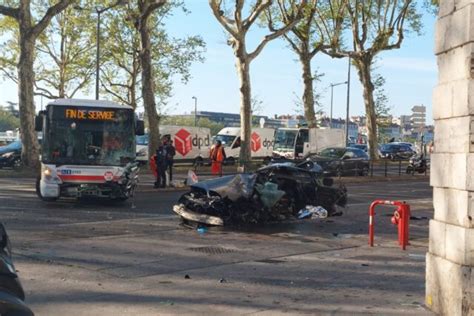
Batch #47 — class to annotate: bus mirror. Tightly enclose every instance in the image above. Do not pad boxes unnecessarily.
[136,120,145,136]
[35,115,43,132]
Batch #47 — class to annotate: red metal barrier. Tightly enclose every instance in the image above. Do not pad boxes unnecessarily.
[369,200,411,250]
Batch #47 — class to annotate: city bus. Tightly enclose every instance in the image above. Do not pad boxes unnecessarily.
[35,99,144,201]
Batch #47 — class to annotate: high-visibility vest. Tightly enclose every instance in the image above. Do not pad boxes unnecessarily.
[211,145,224,162]
[216,146,224,162]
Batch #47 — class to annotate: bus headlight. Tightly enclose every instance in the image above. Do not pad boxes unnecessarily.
[43,167,52,179]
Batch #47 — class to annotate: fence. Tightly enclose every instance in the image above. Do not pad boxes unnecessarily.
[187,157,429,178]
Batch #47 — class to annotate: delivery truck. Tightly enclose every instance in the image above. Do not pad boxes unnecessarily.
[214,127,275,163]
[136,126,211,165]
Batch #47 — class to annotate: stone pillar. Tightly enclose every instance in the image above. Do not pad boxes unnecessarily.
[426,1,474,315]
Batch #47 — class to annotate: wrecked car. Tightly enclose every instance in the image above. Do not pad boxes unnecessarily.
[173,161,347,226]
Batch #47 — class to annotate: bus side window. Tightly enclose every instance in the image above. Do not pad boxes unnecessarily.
[232,137,241,149]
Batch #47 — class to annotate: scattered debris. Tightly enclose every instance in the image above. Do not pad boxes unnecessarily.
[173,162,347,226]
[297,205,328,219]
[197,227,208,234]
[170,180,186,188]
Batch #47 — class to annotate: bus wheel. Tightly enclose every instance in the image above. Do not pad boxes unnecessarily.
[35,177,58,202]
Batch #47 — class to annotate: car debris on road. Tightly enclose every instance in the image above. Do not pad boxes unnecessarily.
[173,161,347,226]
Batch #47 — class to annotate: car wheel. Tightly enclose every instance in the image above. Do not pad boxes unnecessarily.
[35,177,58,202]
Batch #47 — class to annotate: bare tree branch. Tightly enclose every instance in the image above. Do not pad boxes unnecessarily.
[209,0,239,38]
[248,2,305,62]
[32,0,74,38]
[244,0,270,31]
[141,0,167,21]
[0,5,19,19]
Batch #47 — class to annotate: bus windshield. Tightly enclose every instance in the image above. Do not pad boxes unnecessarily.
[42,106,135,166]
[273,130,297,151]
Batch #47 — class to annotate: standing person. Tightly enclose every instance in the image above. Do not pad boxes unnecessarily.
[154,137,168,188]
[210,140,226,177]
[165,138,176,183]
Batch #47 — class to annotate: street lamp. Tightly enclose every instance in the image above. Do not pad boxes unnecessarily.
[192,96,197,127]
[329,81,347,128]
[344,56,352,146]
[75,1,127,100]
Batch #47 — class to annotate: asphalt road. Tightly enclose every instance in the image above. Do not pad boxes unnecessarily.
[0,176,433,315]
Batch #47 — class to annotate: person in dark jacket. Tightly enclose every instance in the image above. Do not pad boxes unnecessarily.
[154,137,168,188]
[165,138,176,183]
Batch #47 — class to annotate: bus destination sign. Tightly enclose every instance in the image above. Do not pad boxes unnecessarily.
[65,108,115,121]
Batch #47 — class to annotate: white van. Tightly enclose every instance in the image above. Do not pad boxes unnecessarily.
[214,127,275,163]
[136,126,211,164]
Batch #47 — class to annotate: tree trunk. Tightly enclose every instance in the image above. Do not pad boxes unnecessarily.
[18,30,40,168]
[299,52,317,128]
[235,54,252,169]
[355,57,378,160]
[139,15,160,160]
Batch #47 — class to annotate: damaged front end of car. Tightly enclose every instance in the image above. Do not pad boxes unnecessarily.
[173,163,347,227]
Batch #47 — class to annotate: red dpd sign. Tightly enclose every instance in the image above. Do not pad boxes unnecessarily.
[175,128,192,156]
[251,132,261,152]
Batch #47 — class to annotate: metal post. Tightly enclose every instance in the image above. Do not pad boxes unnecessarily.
[192,96,197,127]
[330,85,334,128]
[329,81,347,129]
[345,57,351,146]
[95,9,101,100]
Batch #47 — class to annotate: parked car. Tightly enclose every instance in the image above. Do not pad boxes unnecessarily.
[0,140,21,169]
[379,143,415,160]
[0,140,21,155]
[305,147,370,176]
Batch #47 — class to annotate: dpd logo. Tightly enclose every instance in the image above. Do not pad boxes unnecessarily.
[251,132,261,152]
[175,129,192,156]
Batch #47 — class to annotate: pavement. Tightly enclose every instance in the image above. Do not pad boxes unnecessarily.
[0,175,433,315]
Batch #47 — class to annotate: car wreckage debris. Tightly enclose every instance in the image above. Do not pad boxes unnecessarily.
[173,163,347,226]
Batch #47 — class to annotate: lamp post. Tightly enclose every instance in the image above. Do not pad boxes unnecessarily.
[192,96,197,126]
[344,57,351,146]
[329,81,348,128]
[76,1,127,100]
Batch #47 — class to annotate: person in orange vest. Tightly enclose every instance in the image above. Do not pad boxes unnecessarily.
[210,140,226,177]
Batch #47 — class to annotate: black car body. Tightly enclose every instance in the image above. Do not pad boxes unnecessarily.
[379,143,415,160]
[0,223,34,316]
[306,147,370,176]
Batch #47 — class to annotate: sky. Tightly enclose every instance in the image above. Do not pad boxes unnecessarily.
[0,2,437,124]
